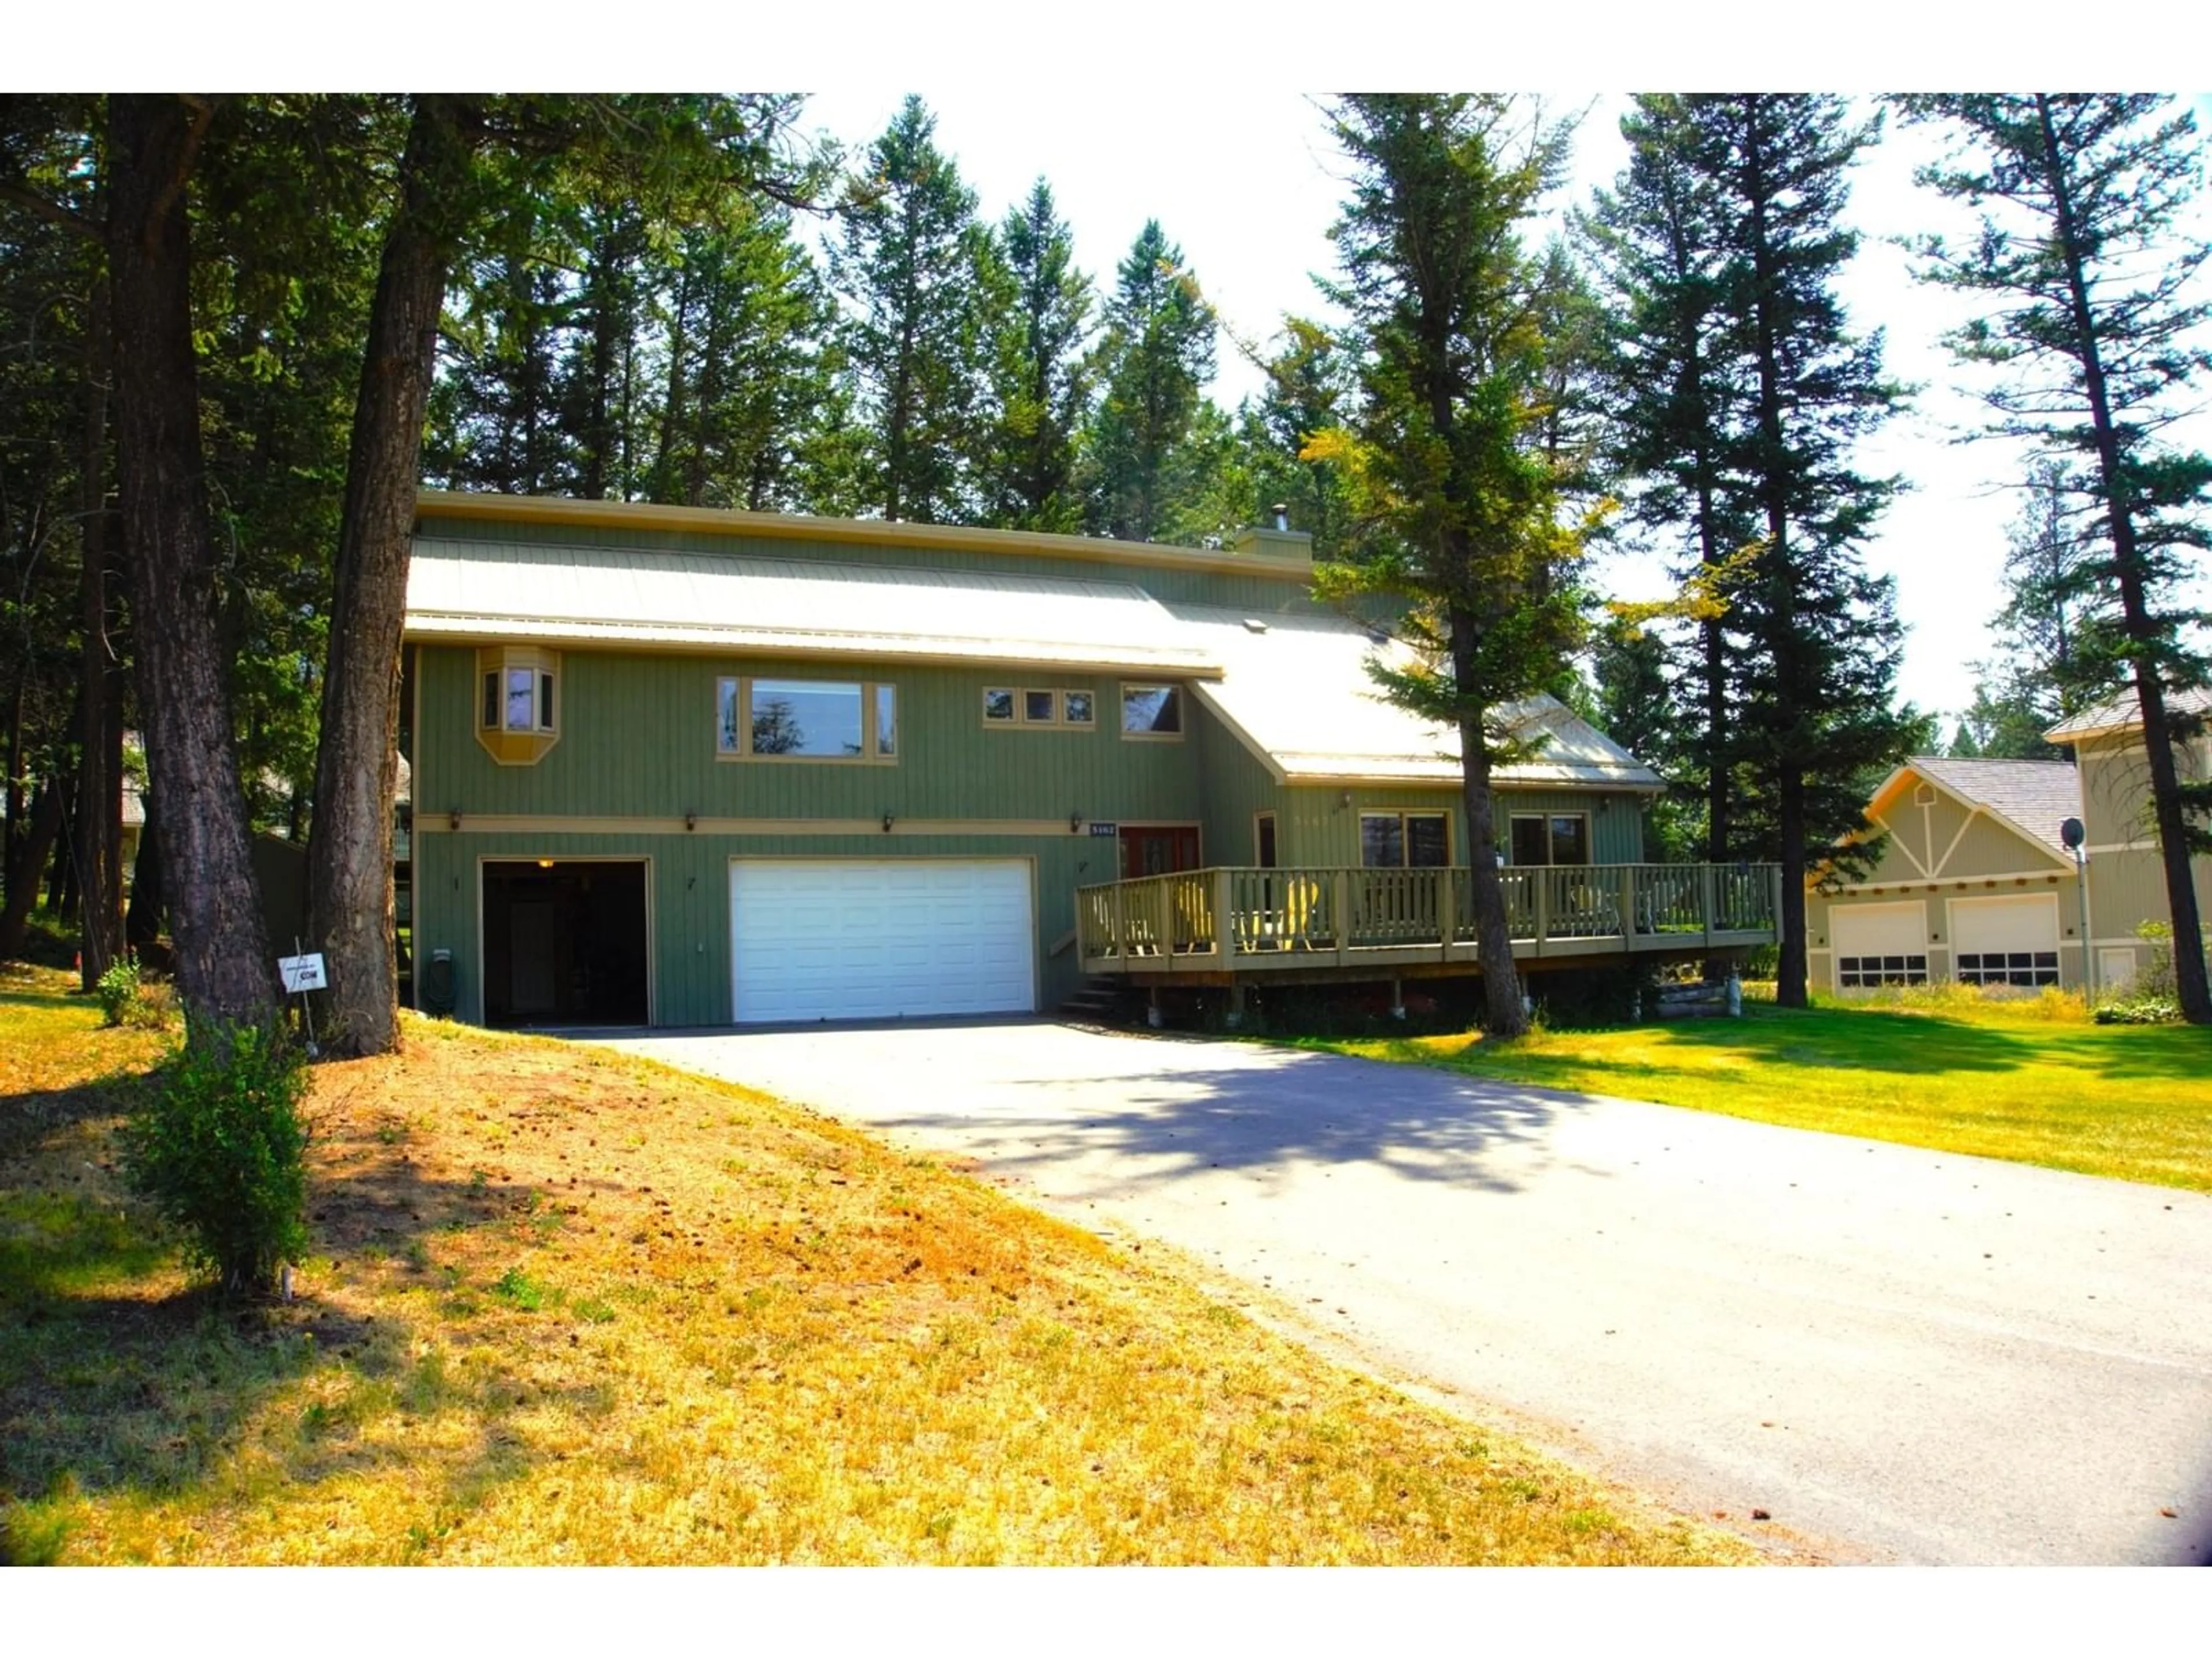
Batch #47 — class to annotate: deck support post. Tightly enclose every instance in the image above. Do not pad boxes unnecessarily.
[1226,979,1246,1029]
[1331,869,1350,965]
[1436,868,1455,961]
[1146,984,1162,1029]
[1390,976,1405,1021]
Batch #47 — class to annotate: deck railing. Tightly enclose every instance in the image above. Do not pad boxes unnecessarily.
[1075,862,1782,974]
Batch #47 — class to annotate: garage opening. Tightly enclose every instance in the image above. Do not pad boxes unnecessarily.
[482,859,649,1027]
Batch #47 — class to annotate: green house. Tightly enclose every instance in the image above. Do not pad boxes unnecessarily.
[402,491,1778,1028]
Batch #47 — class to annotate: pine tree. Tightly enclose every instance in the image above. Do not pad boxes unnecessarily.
[646,204,838,512]
[976,180,1094,531]
[830,96,990,524]
[1897,94,2211,1020]
[1580,94,1756,867]
[1250,317,1357,560]
[1681,94,1914,1008]
[1317,94,1594,1037]
[1086,220,1215,541]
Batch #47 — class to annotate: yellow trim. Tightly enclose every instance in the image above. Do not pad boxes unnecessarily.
[473,646,561,767]
[982,685,1099,730]
[714,674,898,765]
[416,488,1312,582]
[426,813,1092,839]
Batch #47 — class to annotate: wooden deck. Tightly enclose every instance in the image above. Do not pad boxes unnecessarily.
[1075,863,1782,984]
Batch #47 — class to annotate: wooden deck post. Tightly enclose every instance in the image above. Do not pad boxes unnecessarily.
[1111,883,1126,961]
[1436,867,1455,961]
[1331,869,1350,965]
[1534,872,1550,956]
[1700,864,1716,950]
[1620,863,1637,945]
[1215,867,1236,968]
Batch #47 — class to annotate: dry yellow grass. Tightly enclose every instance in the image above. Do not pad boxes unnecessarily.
[1,965,1755,1565]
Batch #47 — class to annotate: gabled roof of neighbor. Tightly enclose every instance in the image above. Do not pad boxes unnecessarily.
[1869,756,2081,861]
[2044,684,2212,745]
[1173,604,1662,790]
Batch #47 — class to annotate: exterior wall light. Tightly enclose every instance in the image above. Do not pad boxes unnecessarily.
[684,810,698,832]
[882,812,894,834]
[448,809,461,831]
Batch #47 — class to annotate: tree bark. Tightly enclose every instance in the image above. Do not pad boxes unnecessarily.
[308,94,478,1057]
[2035,96,2211,1023]
[1452,604,1528,1037]
[77,273,124,990]
[105,93,279,1031]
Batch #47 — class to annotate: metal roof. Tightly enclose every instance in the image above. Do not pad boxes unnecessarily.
[1172,604,1663,789]
[404,536,1221,676]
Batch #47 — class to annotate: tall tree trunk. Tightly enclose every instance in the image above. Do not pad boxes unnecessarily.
[105,93,278,1031]
[78,273,123,990]
[308,94,477,1058]
[1452,603,1528,1036]
[1740,98,1811,1009]
[2035,96,2211,1024]
[0,785,63,963]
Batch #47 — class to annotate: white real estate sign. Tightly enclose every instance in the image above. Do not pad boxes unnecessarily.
[278,952,327,994]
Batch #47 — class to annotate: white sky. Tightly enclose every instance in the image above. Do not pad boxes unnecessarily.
[45,5,2212,724]
[800,86,2212,722]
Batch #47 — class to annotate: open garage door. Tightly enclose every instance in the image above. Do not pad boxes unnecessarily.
[482,859,649,1027]
[729,859,1035,1024]
[1951,893,2060,987]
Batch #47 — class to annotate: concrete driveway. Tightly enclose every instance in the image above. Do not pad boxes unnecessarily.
[598,1020,2212,1565]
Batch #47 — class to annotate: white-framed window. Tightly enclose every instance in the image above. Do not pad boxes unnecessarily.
[1508,812,1588,866]
[1361,810,1450,868]
[983,687,1097,729]
[718,676,896,762]
[1120,683,1183,739]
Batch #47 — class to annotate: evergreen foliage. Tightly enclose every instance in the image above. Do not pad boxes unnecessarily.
[975,180,1094,531]
[1316,94,1597,1037]
[1897,94,2212,1021]
[830,96,991,523]
[1086,220,1217,541]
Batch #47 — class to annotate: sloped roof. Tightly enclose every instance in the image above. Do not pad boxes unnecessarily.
[2045,684,2212,744]
[1884,756,2082,859]
[1173,604,1662,789]
[404,536,1220,676]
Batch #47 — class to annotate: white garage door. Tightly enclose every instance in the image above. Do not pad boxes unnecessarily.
[1950,893,2060,987]
[1831,900,1927,990]
[730,859,1035,1024]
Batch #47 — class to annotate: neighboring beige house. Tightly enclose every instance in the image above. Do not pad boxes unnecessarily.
[1807,757,2086,993]
[2046,685,2212,993]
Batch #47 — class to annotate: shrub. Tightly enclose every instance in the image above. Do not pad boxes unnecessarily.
[94,954,142,1025]
[119,1022,310,1297]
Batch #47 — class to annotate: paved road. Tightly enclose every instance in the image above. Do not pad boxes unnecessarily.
[599,1020,2212,1565]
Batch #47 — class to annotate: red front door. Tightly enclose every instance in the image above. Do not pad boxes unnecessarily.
[1119,825,1200,880]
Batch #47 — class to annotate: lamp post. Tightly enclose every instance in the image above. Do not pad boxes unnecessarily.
[2061,816,2092,998]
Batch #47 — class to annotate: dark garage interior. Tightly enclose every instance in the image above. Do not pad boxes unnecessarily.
[481,859,649,1028]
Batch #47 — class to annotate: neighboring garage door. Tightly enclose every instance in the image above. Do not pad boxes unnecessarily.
[1950,893,2061,987]
[1831,899,1928,990]
[730,859,1035,1024]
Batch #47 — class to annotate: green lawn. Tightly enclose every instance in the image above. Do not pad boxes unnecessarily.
[1306,988,2212,1194]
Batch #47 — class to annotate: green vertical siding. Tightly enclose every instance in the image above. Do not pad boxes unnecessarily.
[415,828,1109,1027]
[417,646,1209,824]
